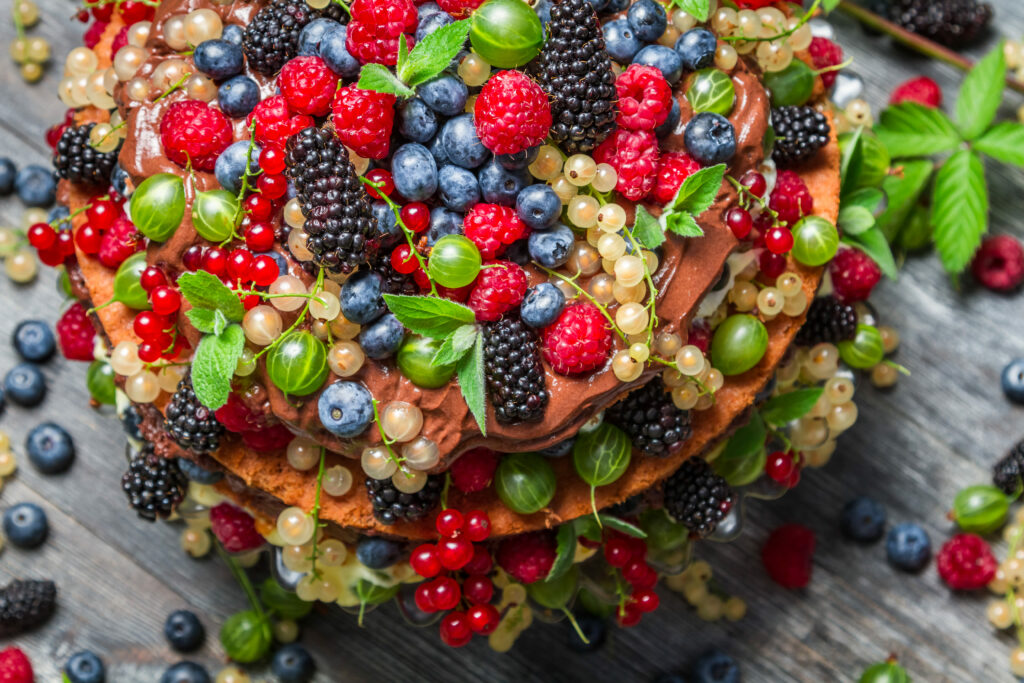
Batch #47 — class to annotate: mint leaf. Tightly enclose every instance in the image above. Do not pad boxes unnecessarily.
[843,188,885,214]
[632,205,665,249]
[974,121,1024,165]
[383,294,476,338]
[456,332,486,434]
[663,211,704,237]
[837,205,875,236]
[931,148,988,276]
[875,103,961,158]
[598,515,647,538]
[669,0,709,22]
[186,307,229,336]
[713,412,766,486]
[357,63,414,98]
[877,159,934,242]
[669,163,726,215]
[546,523,577,581]
[760,387,824,425]
[177,270,244,322]
[191,324,245,410]
[844,227,898,280]
[839,126,863,193]
[432,324,478,366]
[396,33,410,75]
[956,41,1006,140]
[399,19,470,87]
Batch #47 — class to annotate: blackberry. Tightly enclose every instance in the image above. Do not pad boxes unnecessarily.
[663,457,734,538]
[285,127,378,274]
[242,0,344,75]
[0,579,56,638]
[365,473,444,525]
[794,295,858,347]
[482,318,548,424]
[993,441,1024,495]
[164,375,224,454]
[369,248,418,296]
[531,0,617,154]
[53,124,120,186]
[607,378,692,457]
[121,446,189,521]
[888,0,992,48]
[771,106,831,167]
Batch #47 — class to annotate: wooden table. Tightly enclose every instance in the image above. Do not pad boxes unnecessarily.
[2,2,1023,681]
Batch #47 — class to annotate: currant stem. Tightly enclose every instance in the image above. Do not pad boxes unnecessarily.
[233,122,260,227]
[359,176,438,296]
[252,267,324,361]
[721,0,821,44]
[306,446,327,580]
[372,398,409,476]
[535,263,628,344]
[153,71,191,103]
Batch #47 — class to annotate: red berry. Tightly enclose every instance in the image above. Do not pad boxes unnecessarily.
[467,260,528,322]
[463,204,529,260]
[688,320,711,353]
[622,558,651,585]
[391,245,419,275]
[259,146,286,175]
[593,128,659,201]
[438,538,475,571]
[463,575,494,604]
[632,588,660,613]
[740,171,767,198]
[245,222,276,252]
[245,194,273,221]
[346,0,417,67]
[133,311,168,340]
[138,340,162,363]
[98,215,143,269]
[937,533,997,590]
[364,169,394,199]
[829,247,881,303]
[467,603,500,635]
[0,646,34,683]
[765,451,795,484]
[247,95,315,146]
[159,99,233,171]
[55,301,96,361]
[333,86,397,159]
[436,509,465,538]
[227,249,253,282]
[411,543,442,578]
[182,245,204,272]
[437,0,484,19]
[759,250,787,279]
[119,0,154,23]
[86,198,118,230]
[140,266,167,291]
[400,202,430,233]
[202,247,228,276]
[111,24,129,54]
[604,537,632,567]
[209,502,265,553]
[83,19,108,48]
[651,151,702,206]
[150,286,181,315]
[57,230,75,258]
[541,302,614,376]
[762,523,816,589]
[765,226,794,255]
[463,544,494,575]
[769,170,813,226]
[429,576,461,611]
[496,530,557,584]
[37,243,65,268]
[249,254,279,287]
[414,583,437,612]
[617,602,643,627]
[726,207,752,239]
[75,224,102,254]
[278,55,339,117]
[258,173,288,200]
[439,610,472,647]
[889,76,942,108]
[971,235,1024,292]
[808,36,844,89]
[474,70,553,155]
[615,64,673,132]
[464,510,491,542]
[27,223,56,250]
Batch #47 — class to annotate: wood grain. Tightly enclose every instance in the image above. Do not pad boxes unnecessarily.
[1,3,1023,681]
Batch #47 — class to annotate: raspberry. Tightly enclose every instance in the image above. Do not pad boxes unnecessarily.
[462,204,529,260]
[615,64,672,132]
[209,502,265,553]
[0,647,33,683]
[346,0,417,66]
[829,247,881,303]
[247,95,314,146]
[467,261,528,321]
[214,393,267,433]
[937,533,997,590]
[97,214,142,269]
[807,37,843,89]
[889,76,943,108]
[83,19,107,48]
[474,70,552,155]
[593,129,659,202]
[768,169,813,226]
[735,0,776,7]
[651,152,701,206]
[496,531,557,584]
[437,0,483,18]
[971,235,1024,292]
[159,100,233,172]
[110,24,129,55]
[541,301,613,375]
[278,55,339,117]
[761,523,815,589]
[240,423,295,451]
[450,447,500,493]
[332,86,397,160]
[56,302,95,361]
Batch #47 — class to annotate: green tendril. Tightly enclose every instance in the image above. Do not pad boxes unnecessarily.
[358,176,438,296]
[306,447,327,580]
[252,267,325,361]
[372,398,409,476]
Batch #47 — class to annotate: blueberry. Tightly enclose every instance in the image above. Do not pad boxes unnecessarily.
[164,610,205,653]
[497,145,539,171]
[15,165,56,207]
[633,44,683,85]
[655,97,681,138]
[391,143,438,202]
[675,27,717,71]
[528,223,575,268]
[840,495,886,542]
[428,135,448,166]
[359,313,406,359]
[340,270,386,324]
[271,546,305,592]
[356,537,403,568]
[605,0,629,11]
[627,0,667,43]
[65,650,105,683]
[478,158,529,206]
[539,436,574,457]
[603,19,643,64]
[0,158,16,196]
[48,205,70,224]
[110,163,131,198]
[416,9,454,42]
[520,282,566,328]
[26,422,75,474]
[218,74,261,119]
[516,184,562,230]
[215,139,261,193]
[121,404,144,441]
[319,24,360,79]
[4,363,45,407]
[272,644,317,683]
[440,114,489,169]
[886,523,931,572]
[1002,358,1024,404]
[438,165,481,212]
[420,75,469,117]
[13,319,55,362]
[298,17,338,55]
[177,457,223,484]
[691,648,740,683]
[3,502,48,548]
[192,39,243,79]
[586,0,609,10]
[398,98,439,143]
[372,201,400,242]
[567,613,607,652]
[684,112,736,165]
[266,251,290,275]
[221,24,244,45]
[417,1,443,19]
[505,238,530,265]
[427,207,464,246]
[318,381,375,437]
[534,0,551,28]
[160,661,211,683]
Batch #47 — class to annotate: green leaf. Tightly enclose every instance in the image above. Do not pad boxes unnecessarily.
[669,0,709,21]
[357,63,414,98]
[843,188,885,214]
[875,103,961,158]
[573,515,601,542]
[456,332,486,434]
[547,523,578,581]
[956,41,1006,140]
[837,205,875,236]
[191,324,245,410]
[573,422,631,487]
[177,270,244,322]
[713,412,767,486]
[876,159,934,242]
[760,387,824,426]
[432,324,478,366]
[598,515,647,538]
[669,163,727,215]
[382,294,476,339]
[186,307,229,336]
[259,578,313,620]
[974,121,1024,165]
[931,148,988,276]
[844,227,899,280]
[821,0,840,11]
[663,210,704,238]
[839,126,863,192]
[400,19,471,87]
[355,579,400,605]
[632,205,665,250]
[396,33,410,75]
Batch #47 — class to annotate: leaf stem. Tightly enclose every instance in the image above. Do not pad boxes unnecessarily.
[215,541,267,621]
[12,0,26,39]
[359,176,438,296]
[560,606,590,644]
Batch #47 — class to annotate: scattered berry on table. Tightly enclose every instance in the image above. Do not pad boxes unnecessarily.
[771,106,831,167]
[936,533,997,590]
[691,648,741,683]
[829,247,882,303]
[356,537,403,569]
[3,364,45,407]
[64,650,105,683]
[272,643,317,683]
[53,124,120,186]
[888,75,943,108]
[808,37,844,89]
[12,319,55,363]
[0,158,15,196]
[159,660,211,683]
[474,70,552,155]
[482,317,548,423]
[25,422,74,474]
[840,496,887,542]
[209,503,265,553]
[795,296,858,347]
[121,447,189,522]
[886,0,992,49]
[885,522,932,572]
[761,523,816,589]
[607,378,692,457]
[970,235,1024,292]
[497,530,557,584]
[164,376,224,454]
[365,472,444,525]
[55,302,95,361]
[14,165,56,207]
[164,610,206,653]
[0,579,56,637]
[0,647,34,683]
[664,458,734,537]
[450,447,500,493]
[992,440,1024,493]
[3,502,48,548]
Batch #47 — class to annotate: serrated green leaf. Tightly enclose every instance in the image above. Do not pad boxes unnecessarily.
[760,387,824,426]
[838,205,875,236]
[357,63,414,98]
[456,332,486,435]
[432,324,478,366]
[843,227,898,280]
[396,33,410,75]
[191,324,245,410]
[669,163,727,215]
[843,188,885,214]
[713,412,767,486]
[663,210,704,238]
[669,0,709,21]
[956,41,1006,140]
[932,148,988,276]
[875,103,961,158]
[177,270,244,322]
[383,294,476,339]
[547,524,577,581]
[632,205,665,250]
[186,307,228,336]
[974,121,1024,165]
[400,19,471,87]
[598,515,647,538]
[877,159,934,242]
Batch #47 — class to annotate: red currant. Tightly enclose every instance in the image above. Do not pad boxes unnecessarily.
[436,509,465,538]
[182,245,204,272]
[150,286,181,315]
[37,244,64,267]
[140,266,168,292]
[725,208,752,240]
[759,250,787,279]
[227,248,253,282]
[390,245,418,275]
[765,451,795,483]
[245,194,272,221]
[259,146,286,175]
[765,226,794,255]
[463,545,493,575]
[241,293,260,310]
[91,2,112,20]
[631,588,659,613]
[462,575,494,604]
[400,202,430,233]
[137,341,162,363]
[57,231,75,258]
[86,198,118,230]
[785,465,801,488]
[740,171,767,198]
[249,254,279,287]
[364,169,394,199]
[133,311,168,340]
[429,576,461,611]
[75,224,102,254]
[467,604,499,635]
[27,223,56,250]
[439,611,472,647]
[201,247,228,276]
[464,510,491,542]
[245,222,275,252]
[410,544,442,578]
[414,583,436,613]
[438,538,474,571]
[166,334,190,359]
[617,602,642,627]
[119,0,153,23]
[604,538,632,568]
[258,173,287,200]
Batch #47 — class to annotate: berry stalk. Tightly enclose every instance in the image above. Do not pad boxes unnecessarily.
[252,266,325,360]
[359,175,438,296]
[305,447,327,579]
[215,541,268,622]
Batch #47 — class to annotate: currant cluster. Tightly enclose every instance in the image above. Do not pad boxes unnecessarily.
[598,531,660,627]
[25,220,75,268]
[764,450,802,489]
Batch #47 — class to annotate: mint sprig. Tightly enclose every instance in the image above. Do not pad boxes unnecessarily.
[836,187,897,280]
[178,270,244,322]
[455,332,486,434]
[631,163,727,248]
[357,20,470,98]
[759,387,824,426]
[381,293,475,338]
[191,324,245,410]
[931,149,988,276]
[667,0,709,22]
